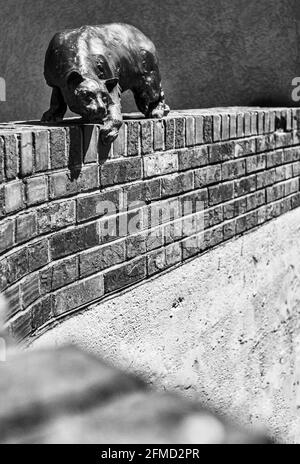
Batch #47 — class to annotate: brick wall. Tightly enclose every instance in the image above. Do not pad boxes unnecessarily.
[1,108,300,342]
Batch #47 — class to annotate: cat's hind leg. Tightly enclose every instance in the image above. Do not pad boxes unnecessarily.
[133,61,170,119]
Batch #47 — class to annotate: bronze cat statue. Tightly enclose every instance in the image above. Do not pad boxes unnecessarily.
[42,23,170,142]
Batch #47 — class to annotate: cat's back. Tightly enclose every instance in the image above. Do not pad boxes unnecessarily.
[44,24,156,86]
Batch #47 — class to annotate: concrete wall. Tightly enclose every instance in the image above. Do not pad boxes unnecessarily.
[32,208,300,444]
[0,0,300,122]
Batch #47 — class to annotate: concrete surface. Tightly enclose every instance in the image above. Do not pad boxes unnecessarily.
[0,0,300,122]
[32,207,300,443]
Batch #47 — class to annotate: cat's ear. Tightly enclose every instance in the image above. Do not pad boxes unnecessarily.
[67,71,84,90]
[105,77,119,92]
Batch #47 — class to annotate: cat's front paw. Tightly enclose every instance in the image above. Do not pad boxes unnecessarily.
[100,120,122,144]
[41,110,64,123]
[100,126,119,144]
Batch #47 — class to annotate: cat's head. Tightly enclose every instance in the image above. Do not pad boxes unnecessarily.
[65,72,119,122]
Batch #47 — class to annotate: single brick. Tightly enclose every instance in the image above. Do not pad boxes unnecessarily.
[208,182,234,206]
[25,175,48,206]
[164,219,183,244]
[146,226,164,250]
[181,233,205,260]
[246,154,266,174]
[264,112,270,134]
[181,189,208,213]
[236,211,258,234]
[0,137,4,183]
[5,181,24,213]
[284,178,299,196]
[7,248,29,285]
[31,295,53,331]
[266,150,283,168]
[124,179,160,206]
[50,127,68,169]
[80,240,125,277]
[175,117,185,149]
[51,256,79,290]
[256,134,275,153]
[4,134,18,179]
[20,132,34,176]
[222,159,245,180]
[104,256,146,293]
[204,225,223,248]
[237,113,244,138]
[126,234,146,259]
[266,183,285,203]
[21,274,40,308]
[28,239,49,271]
[37,200,76,233]
[234,175,256,197]
[161,171,193,198]
[257,169,276,189]
[53,273,104,316]
[34,130,49,172]
[154,120,164,151]
[148,198,180,229]
[10,310,32,342]
[143,152,178,178]
[16,212,37,244]
[234,139,256,157]
[292,109,300,131]
[246,190,266,211]
[210,141,235,163]
[283,148,295,164]
[221,114,229,140]
[275,132,293,149]
[244,112,251,136]
[185,116,195,146]
[67,126,83,168]
[0,258,9,291]
[178,146,208,171]
[83,125,98,163]
[50,222,98,259]
[98,214,122,245]
[203,115,213,143]
[164,118,175,150]
[140,120,153,155]
[194,115,203,145]
[127,121,140,156]
[0,187,5,218]
[250,113,257,135]
[77,189,122,222]
[292,162,300,177]
[291,192,300,209]
[3,284,20,319]
[0,218,14,254]
[165,241,182,267]
[213,114,221,142]
[269,111,276,133]
[223,220,236,240]
[49,165,99,199]
[101,157,141,187]
[182,211,204,237]
[147,248,166,276]
[230,114,237,139]
[257,112,264,135]
[194,165,221,188]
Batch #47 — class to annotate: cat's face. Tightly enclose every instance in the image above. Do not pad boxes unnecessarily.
[65,72,118,122]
